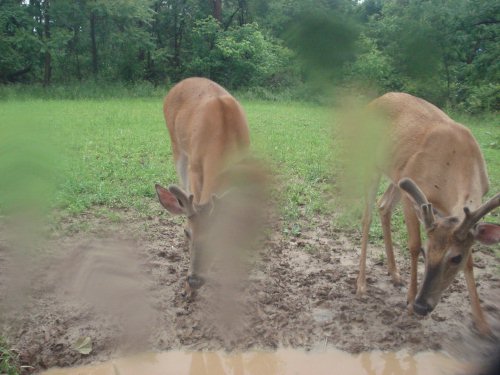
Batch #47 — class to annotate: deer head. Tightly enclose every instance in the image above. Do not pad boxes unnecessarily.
[399,178,500,316]
[155,184,219,290]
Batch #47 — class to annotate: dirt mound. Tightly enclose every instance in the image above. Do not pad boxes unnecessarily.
[1,210,499,373]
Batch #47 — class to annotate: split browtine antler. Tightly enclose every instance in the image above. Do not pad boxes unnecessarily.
[399,178,435,229]
[455,193,500,240]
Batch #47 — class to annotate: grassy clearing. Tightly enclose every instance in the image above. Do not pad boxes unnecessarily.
[0,99,498,247]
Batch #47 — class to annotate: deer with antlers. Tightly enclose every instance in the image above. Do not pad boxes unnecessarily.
[356,92,500,334]
[155,77,253,295]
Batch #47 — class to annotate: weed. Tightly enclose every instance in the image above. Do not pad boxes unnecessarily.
[0,337,19,375]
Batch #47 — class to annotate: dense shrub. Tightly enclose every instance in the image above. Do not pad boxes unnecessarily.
[185,17,294,89]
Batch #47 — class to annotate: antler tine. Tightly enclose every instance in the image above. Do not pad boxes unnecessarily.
[168,185,196,217]
[455,193,500,240]
[421,203,436,230]
[398,178,435,229]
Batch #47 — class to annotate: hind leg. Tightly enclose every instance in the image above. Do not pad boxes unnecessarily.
[378,183,402,285]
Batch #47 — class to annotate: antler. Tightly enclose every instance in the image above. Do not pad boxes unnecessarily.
[398,178,435,229]
[168,185,196,217]
[455,193,500,240]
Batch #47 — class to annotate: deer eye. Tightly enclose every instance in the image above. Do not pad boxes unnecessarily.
[450,255,462,265]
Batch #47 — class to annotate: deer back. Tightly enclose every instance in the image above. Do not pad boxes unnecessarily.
[163,77,250,204]
[371,92,489,216]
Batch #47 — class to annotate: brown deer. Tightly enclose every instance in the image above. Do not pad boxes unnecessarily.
[155,77,251,293]
[356,92,500,335]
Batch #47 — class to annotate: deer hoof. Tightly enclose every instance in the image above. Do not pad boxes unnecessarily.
[407,303,415,315]
[356,284,366,296]
[474,321,493,337]
[391,273,404,286]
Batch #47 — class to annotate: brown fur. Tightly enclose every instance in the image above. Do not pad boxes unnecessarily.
[157,78,251,292]
[164,77,250,204]
[357,92,494,335]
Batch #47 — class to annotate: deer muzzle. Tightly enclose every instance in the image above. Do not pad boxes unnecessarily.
[187,274,205,290]
[413,298,434,316]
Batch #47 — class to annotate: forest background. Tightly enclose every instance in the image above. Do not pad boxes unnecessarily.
[0,0,498,112]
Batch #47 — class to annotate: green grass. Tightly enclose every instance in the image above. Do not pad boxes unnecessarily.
[0,337,19,375]
[0,99,498,247]
[0,82,166,101]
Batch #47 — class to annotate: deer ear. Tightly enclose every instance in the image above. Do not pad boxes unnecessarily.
[473,223,500,245]
[155,184,184,215]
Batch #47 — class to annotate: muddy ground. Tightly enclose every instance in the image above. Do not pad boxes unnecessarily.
[1,207,499,373]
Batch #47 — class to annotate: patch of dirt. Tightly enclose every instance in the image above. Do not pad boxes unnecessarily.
[1,209,499,373]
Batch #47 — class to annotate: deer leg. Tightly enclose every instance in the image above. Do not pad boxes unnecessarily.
[188,162,203,205]
[357,174,381,296]
[464,254,491,335]
[402,197,421,313]
[176,153,190,193]
[378,183,402,286]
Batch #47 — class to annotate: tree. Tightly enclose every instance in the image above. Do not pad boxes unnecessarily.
[0,0,497,111]
[0,0,38,82]
[212,0,221,22]
[42,0,51,86]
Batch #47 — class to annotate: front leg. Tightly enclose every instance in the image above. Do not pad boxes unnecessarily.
[402,198,421,313]
[188,163,203,204]
[378,183,402,285]
[464,253,491,335]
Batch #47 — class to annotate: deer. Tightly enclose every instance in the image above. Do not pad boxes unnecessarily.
[155,77,252,295]
[356,92,500,335]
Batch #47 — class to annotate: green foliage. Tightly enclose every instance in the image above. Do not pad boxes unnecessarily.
[459,83,500,114]
[186,17,294,89]
[348,0,500,110]
[0,0,498,111]
[346,34,397,92]
[285,10,361,83]
[0,1,40,83]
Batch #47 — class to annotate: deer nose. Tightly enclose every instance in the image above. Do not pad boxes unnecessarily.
[413,299,433,316]
[187,274,205,290]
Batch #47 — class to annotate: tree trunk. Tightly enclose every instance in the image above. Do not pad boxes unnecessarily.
[173,1,180,68]
[73,28,82,80]
[90,10,98,76]
[443,56,451,105]
[238,0,248,25]
[43,0,51,86]
[172,0,186,71]
[213,0,222,23]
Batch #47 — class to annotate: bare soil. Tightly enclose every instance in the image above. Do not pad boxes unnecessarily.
[1,208,499,373]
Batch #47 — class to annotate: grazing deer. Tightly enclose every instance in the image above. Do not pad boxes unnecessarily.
[155,77,251,293]
[356,92,500,334]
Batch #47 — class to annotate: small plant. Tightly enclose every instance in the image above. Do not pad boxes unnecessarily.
[0,338,20,375]
[377,252,386,265]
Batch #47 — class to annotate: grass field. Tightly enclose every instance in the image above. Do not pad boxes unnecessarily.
[1,98,498,228]
[0,98,499,372]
